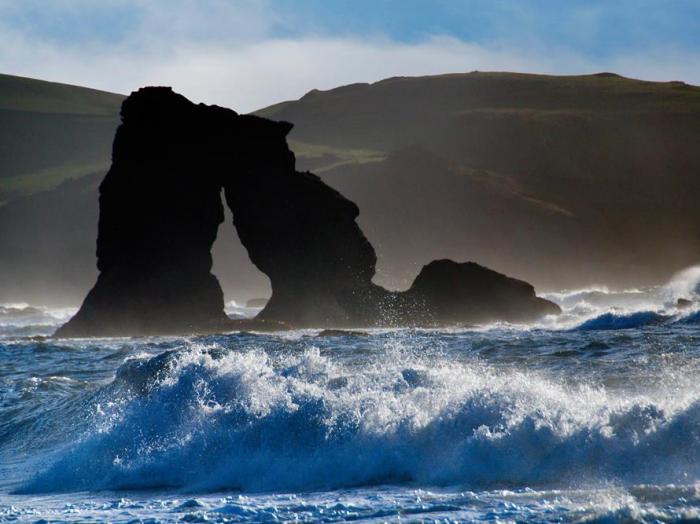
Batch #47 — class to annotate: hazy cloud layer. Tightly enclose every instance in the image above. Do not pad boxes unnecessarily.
[1,0,699,112]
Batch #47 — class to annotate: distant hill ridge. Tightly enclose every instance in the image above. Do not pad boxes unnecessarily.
[0,73,124,114]
[257,71,700,153]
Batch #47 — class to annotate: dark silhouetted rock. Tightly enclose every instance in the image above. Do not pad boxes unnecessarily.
[401,260,561,325]
[55,88,231,337]
[222,121,388,327]
[56,87,559,336]
[677,298,694,309]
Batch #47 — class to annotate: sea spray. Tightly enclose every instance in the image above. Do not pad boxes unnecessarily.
[18,339,700,494]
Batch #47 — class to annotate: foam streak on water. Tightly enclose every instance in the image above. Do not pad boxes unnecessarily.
[2,267,700,522]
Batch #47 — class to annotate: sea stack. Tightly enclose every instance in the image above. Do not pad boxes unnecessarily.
[402,260,561,325]
[56,87,559,337]
[54,88,231,337]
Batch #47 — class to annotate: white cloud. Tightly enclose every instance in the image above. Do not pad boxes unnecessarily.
[1,6,699,112]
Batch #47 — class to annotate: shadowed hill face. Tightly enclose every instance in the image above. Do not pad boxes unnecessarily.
[0,173,101,304]
[260,72,700,290]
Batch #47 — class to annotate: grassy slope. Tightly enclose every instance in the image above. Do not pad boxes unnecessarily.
[0,73,124,114]
[259,72,700,152]
[0,74,124,199]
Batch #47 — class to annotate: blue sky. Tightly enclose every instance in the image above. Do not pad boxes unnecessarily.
[1,0,699,111]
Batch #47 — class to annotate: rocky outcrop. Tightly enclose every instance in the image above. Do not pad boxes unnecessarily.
[56,87,559,337]
[55,88,230,337]
[400,260,561,325]
[223,121,388,326]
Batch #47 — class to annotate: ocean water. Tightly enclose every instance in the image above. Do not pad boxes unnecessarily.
[3,268,700,522]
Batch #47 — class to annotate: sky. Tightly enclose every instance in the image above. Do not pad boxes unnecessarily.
[1,0,699,112]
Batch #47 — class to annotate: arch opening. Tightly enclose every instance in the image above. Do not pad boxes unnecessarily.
[211,200,271,311]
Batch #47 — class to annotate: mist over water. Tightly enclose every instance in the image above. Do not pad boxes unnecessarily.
[2,267,700,522]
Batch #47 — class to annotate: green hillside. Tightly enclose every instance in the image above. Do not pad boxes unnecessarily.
[0,73,124,114]
[260,71,700,157]
[0,74,123,200]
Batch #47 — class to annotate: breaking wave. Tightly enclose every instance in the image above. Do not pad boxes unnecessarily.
[541,264,700,331]
[576,311,669,330]
[18,342,700,494]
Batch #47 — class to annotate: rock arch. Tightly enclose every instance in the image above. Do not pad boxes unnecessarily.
[55,87,558,337]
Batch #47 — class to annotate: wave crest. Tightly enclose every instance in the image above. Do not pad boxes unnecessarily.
[575,311,669,331]
[18,343,700,494]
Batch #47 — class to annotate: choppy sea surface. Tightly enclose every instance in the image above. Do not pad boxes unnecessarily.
[3,267,700,523]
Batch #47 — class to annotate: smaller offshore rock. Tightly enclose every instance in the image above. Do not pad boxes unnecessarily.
[400,260,561,325]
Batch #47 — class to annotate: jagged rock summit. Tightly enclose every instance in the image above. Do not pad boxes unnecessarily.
[56,87,559,337]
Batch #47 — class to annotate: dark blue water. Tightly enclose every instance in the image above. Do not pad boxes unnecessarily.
[2,267,700,522]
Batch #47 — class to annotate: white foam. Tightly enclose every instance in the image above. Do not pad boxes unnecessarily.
[19,340,700,494]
